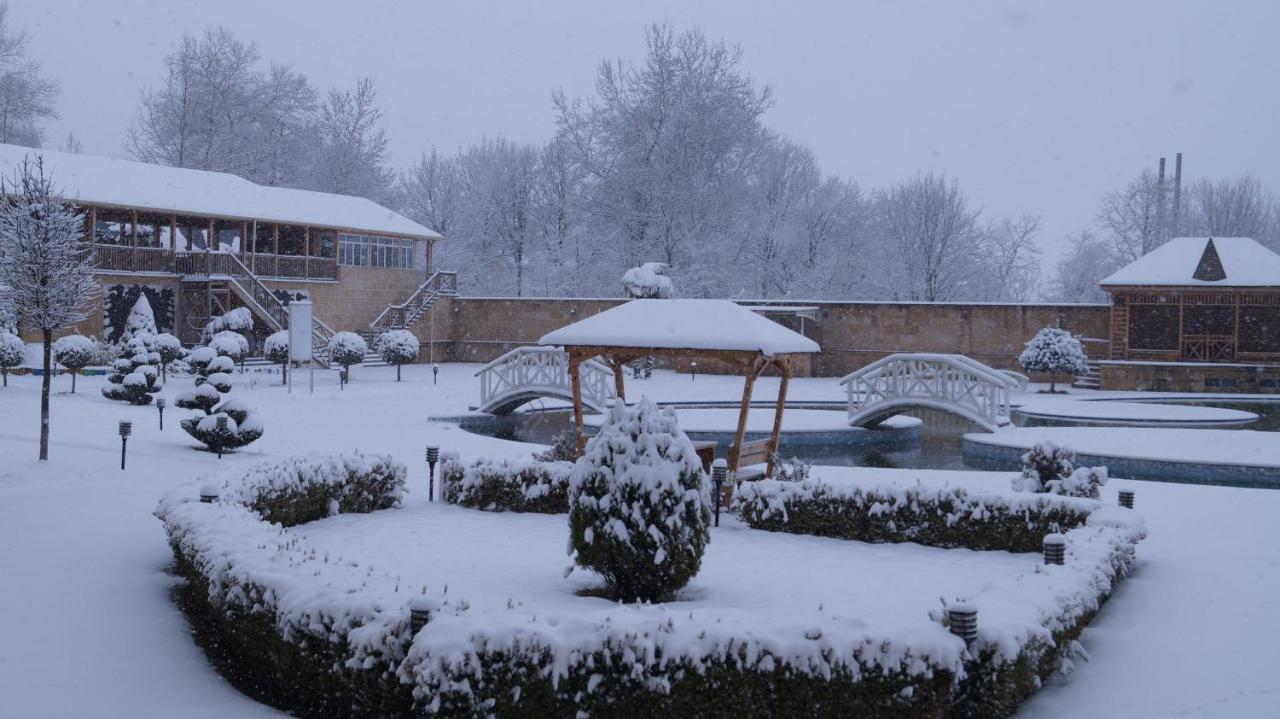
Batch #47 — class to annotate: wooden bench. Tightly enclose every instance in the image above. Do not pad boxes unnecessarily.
[729,438,773,482]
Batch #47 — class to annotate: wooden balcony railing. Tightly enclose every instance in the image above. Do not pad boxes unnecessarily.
[92,244,337,281]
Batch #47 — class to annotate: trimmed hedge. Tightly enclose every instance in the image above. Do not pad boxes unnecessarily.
[218,453,407,527]
[440,458,571,513]
[734,478,1098,553]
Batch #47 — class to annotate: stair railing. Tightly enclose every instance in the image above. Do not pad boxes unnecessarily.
[369,270,458,334]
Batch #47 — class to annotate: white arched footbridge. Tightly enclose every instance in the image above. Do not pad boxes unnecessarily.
[840,353,1017,432]
[477,346,616,415]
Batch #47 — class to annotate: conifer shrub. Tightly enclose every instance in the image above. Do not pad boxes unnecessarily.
[101,336,161,404]
[568,397,711,602]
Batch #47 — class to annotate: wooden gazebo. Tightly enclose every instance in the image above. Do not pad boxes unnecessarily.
[539,299,820,477]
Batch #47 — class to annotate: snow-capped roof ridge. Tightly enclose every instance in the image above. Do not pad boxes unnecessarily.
[0,143,441,241]
[538,298,820,355]
[1100,236,1280,287]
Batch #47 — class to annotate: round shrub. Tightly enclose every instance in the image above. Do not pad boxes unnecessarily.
[0,331,24,387]
[53,334,96,393]
[568,396,711,602]
[327,331,367,382]
[376,329,419,381]
[153,332,184,381]
[264,330,289,384]
[1018,327,1089,393]
[210,330,249,363]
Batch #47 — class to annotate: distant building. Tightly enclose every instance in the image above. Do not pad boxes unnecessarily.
[0,144,454,360]
[1098,237,1280,392]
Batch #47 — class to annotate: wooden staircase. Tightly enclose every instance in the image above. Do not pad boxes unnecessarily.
[366,270,458,338]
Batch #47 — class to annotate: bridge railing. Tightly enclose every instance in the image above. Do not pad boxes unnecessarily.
[839,353,1013,428]
[476,346,615,413]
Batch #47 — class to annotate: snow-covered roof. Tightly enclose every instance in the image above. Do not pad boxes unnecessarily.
[1100,237,1280,287]
[538,299,820,355]
[0,143,442,241]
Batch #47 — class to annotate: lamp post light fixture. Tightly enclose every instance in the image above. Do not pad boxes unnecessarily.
[426,446,441,501]
[199,483,219,504]
[690,361,697,381]
[710,458,728,527]
[215,415,228,459]
[156,397,166,431]
[118,420,132,470]
[432,364,439,385]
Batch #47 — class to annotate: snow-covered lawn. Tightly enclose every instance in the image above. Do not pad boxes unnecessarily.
[1013,396,1258,425]
[1,364,1279,716]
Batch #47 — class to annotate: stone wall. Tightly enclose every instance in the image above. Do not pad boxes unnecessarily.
[1099,360,1280,394]
[266,265,425,332]
[416,297,1111,378]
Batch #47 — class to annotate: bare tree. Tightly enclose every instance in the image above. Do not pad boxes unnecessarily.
[1049,230,1117,303]
[0,3,58,146]
[980,214,1042,302]
[1186,175,1278,249]
[308,77,393,202]
[400,148,461,238]
[1097,169,1174,262]
[872,172,986,301]
[0,156,97,460]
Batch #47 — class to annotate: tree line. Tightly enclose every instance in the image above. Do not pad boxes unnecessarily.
[4,9,1279,303]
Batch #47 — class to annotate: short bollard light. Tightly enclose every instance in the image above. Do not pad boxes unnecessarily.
[432,364,440,385]
[1043,533,1067,565]
[156,397,166,431]
[215,415,229,459]
[409,596,438,634]
[690,361,698,381]
[948,604,978,643]
[426,446,441,501]
[710,458,728,527]
[118,420,132,470]
[1118,489,1135,509]
[199,483,219,504]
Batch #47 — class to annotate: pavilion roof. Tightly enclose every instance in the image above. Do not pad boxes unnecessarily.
[538,299,820,356]
[1100,237,1280,288]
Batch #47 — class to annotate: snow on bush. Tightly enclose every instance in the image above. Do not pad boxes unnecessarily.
[376,330,419,381]
[1014,443,1106,499]
[181,397,264,454]
[209,330,249,362]
[118,293,158,346]
[200,307,253,343]
[442,458,573,513]
[0,331,25,385]
[735,475,1099,552]
[204,452,407,526]
[264,330,289,384]
[101,337,161,404]
[328,331,367,381]
[568,397,711,601]
[152,332,184,380]
[53,334,96,393]
[531,429,577,462]
[1018,327,1089,393]
[622,261,674,298]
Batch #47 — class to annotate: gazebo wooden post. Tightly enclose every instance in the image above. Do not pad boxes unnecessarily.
[567,349,588,457]
[767,357,792,477]
[729,359,761,474]
[608,354,627,404]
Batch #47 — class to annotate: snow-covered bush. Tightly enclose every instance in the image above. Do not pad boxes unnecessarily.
[152,332,184,381]
[532,429,578,462]
[209,330,249,364]
[568,397,711,601]
[770,454,811,482]
[180,396,264,454]
[1013,441,1075,493]
[328,331,367,382]
[200,307,253,344]
[101,337,161,404]
[622,261,673,298]
[735,475,1099,552]
[118,293,158,346]
[264,330,289,384]
[1018,327,1090,393]
[376,329,419,381]
[0,331,24,386]
[208,453,407,526]
[442,458,573,513]
[52,334,95,393]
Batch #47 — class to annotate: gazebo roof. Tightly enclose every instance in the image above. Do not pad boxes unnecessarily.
[1100,237,1280,288]
[538,299,820,356]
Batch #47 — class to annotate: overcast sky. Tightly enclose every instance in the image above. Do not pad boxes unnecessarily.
[13,0,1280,266]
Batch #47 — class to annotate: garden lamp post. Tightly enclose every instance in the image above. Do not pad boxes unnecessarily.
[118,421,132,470]
[690,361,697,381]
[216,415,228,459]
[156,397,166,431]
[432,364,439,385]
[711,458,727,527]
[426,446,440,501]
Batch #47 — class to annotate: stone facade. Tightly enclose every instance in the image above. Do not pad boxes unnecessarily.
[1098,360,1280,394]
[263,265,425,332]
[413,297,1111,378]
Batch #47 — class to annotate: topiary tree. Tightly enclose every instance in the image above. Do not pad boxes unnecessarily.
[175,347,234,412]
[209,329,249,371]
[153,332,184,383]
[101,336,161,405]
[376,329,419,381]
[1018,327,1089,393]
[264,330,289,385]
[0,331,24,387]
[118,292,158,347]
[52,334,95,393]
[180,395,264,454]
[327,331,367,385]
[568,396,711,602]
[200,307,253,344]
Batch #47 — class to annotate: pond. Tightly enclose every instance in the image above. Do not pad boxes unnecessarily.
[457,400,1280,473]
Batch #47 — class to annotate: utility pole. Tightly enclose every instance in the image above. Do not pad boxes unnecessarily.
[1172,152,1184,236]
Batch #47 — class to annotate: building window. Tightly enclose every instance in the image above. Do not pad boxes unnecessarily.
[338,234,414,269]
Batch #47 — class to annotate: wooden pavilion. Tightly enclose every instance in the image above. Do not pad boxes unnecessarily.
[538,299,820,478]
[1100,237,1280,363]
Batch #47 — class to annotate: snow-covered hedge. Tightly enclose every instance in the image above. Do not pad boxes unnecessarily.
[441,458,572,513]
[208,453,407,527]
[734,476,1100,553]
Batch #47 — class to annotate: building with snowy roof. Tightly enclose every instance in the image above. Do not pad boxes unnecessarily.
[0,144,452,361]
[1100,237,1280,364]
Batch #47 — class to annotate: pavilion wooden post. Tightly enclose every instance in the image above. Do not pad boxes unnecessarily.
[607,355,627,404]
[767,358,791,477]
[729,359,761,474]
[567,350,588,456]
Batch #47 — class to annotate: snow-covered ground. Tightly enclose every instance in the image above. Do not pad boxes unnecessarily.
[1013,396,1258,425]
[1,364,1279,717]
